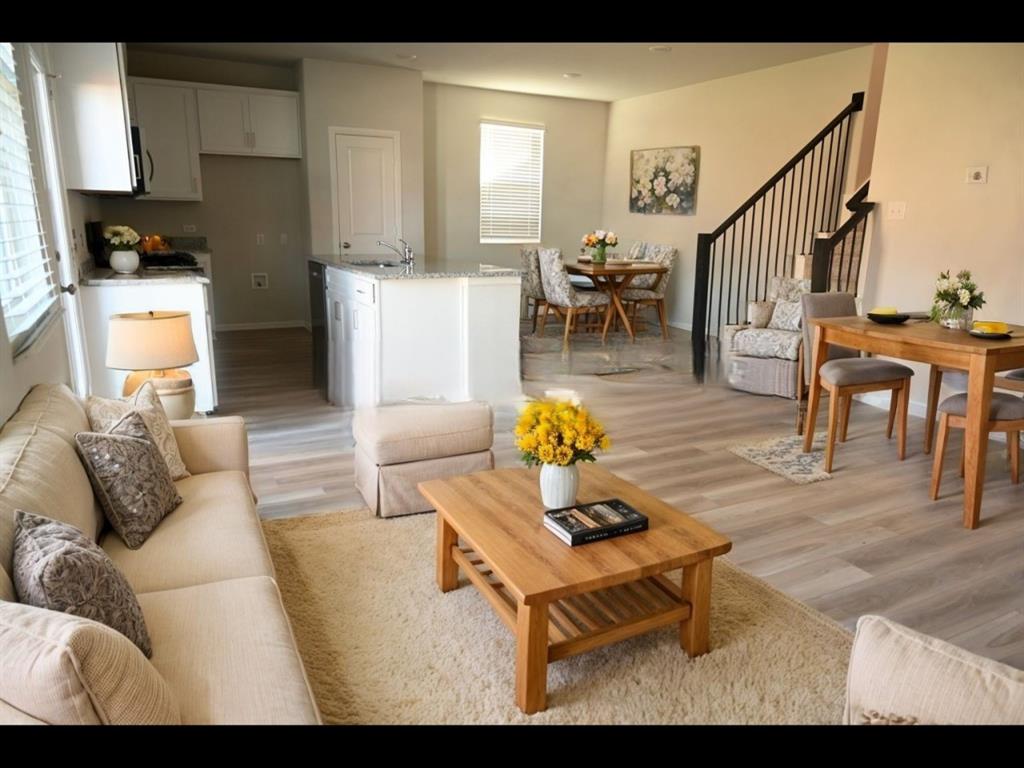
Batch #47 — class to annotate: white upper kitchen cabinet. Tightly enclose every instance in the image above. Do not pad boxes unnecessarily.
[131,81,202,201]
[196,88,250,155]
[197,86,301,158]
[49,43,135,193]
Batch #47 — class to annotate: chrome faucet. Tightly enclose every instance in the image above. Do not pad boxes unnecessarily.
[377,238,414,266]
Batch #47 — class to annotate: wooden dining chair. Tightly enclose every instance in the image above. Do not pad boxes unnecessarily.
[619,245,678,340]
[801,292,915,472]
[930,392,1024,500]
[923,367,1024,453]
[519,247,549,333]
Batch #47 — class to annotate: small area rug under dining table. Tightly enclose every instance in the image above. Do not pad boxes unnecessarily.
[262,509,852,724]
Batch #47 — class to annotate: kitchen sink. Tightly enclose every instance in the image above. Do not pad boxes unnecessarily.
[348,259,401,268]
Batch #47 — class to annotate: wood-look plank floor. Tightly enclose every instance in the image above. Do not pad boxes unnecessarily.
[214,322,1024,667]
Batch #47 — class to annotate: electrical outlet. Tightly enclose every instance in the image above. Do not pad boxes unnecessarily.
[182,224,197,233]
[886,201,906,220]
[279,233,288,245]
[966,166,988,184]
[256,233,265,245]
[251,272,269,289]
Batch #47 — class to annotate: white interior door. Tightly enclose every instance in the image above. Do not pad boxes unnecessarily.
[332,132,400,255]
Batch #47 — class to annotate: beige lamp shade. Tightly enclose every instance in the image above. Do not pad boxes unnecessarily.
[106,311,199,371]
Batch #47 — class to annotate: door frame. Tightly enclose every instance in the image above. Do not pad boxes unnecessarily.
[328,126,402,257]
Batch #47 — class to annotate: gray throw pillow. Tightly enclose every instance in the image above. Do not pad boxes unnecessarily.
[12,510,153,657]
[768,299,803,331]
[75,411,182,550]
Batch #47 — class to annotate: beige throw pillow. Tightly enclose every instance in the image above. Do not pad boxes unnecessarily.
[75,412,183,549]
[13,511,152,657]
[747,301,775,328]
[84,380,190,480]
[0,601,180,725]
[767,299,802,331]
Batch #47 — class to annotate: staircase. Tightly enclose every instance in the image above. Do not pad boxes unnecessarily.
[691,92,874,381]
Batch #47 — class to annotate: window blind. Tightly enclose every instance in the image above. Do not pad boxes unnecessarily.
[479,121,544,244]
[0,42,58,356]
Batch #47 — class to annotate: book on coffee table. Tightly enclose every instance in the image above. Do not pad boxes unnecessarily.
[543,498,648,546]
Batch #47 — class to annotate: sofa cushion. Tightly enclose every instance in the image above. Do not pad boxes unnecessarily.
[102,471,274,594]
[4,384,89,447]
[13,511,152,657]
[845,614,1024,725]
[84,381,190,480]
[137,576,320,724]
[76,412,182,550]
[732,327,802,361]
[1,421,103,591]
[353,401,494,465]
[0,601,180,725]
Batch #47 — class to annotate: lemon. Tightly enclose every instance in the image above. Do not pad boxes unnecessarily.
[870,307,898,315]
[973,321,1008,334]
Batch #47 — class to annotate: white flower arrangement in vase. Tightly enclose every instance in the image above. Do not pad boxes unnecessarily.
[103,225,141,274]
[929,269,985,330]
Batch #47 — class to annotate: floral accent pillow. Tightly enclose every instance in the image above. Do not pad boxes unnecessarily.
[75,411,182,550]
[13,510,153,657]
[767,299,802,332]
[84,380,189,480]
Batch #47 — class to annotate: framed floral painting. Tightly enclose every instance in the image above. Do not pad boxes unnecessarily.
[629,146,700,215]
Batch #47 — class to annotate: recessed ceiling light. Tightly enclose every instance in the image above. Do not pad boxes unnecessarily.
[562,72,582,79]
[396,53,418,61]
[648,45,672,53]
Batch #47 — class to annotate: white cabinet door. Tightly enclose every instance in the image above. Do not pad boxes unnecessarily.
[332,132,400,255]
[248,92,301,158]
[326,290,347,407]
[133,82,202,201]
[196,88,250,155]
[351,301,378,408]
[50,43,134,192]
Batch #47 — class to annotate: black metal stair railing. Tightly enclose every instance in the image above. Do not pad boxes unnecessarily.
[810,180,873,295]
[692,92,865,381]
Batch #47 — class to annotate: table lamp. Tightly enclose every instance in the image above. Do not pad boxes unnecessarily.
[106,311,199,419]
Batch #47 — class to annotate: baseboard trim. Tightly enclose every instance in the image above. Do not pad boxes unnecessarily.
[856,391,928,419]
[668,320,693,332]
[216,321,308,332]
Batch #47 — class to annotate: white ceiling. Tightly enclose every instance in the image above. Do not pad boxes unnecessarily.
[128,42,867,102]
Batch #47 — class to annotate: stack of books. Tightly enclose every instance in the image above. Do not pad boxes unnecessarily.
[543,498,648,547]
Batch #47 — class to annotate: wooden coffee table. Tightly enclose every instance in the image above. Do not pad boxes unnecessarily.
[418,465,732,714]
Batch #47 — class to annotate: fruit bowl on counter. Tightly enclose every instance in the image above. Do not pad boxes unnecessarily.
[866,306,910,324]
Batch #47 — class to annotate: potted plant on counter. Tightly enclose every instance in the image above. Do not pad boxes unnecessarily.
[104,226,142,274]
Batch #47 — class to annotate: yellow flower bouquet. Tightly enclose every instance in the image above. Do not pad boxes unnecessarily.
[515,398,610,468]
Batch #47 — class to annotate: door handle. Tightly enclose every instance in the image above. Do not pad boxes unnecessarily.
[60,283,77,295]
[146,149,154,182]
[342,242,351,249]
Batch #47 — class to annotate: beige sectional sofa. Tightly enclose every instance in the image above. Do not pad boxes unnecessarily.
[0,384,320,724]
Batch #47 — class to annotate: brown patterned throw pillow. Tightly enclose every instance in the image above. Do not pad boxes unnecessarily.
[12,511,153,657]
[75,411,182,549]
[84,380,190,480]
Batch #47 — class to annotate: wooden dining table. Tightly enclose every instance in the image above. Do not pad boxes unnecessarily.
[803,316,1024,529]
[566,261,668,341]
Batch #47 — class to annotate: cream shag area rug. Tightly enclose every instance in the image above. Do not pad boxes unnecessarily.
[729,431,832,485]
[263,509,852,724]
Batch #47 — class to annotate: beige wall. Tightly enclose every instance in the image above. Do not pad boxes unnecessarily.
[125,48,297,90]
[424,83,608,267]
[299,58,425,257]
[100,156,307,327]
[862,43,1024,410]
[600,46,873,328]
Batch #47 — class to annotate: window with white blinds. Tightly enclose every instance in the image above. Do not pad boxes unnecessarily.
[0,42,59,356]
[479,121,544,244]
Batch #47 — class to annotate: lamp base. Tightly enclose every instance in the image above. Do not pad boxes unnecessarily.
[123,370,196,420]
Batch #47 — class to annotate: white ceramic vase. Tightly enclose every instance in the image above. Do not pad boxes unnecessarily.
[539,463,579,509]
[109,249,140,274]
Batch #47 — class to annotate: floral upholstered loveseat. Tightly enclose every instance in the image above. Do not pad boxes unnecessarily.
[721,276,811,400]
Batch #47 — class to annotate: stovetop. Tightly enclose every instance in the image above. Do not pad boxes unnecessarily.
[140,251,198,268]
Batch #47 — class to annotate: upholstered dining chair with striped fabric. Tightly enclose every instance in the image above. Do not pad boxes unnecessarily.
[519,247,548,332]
[537,248,612,343]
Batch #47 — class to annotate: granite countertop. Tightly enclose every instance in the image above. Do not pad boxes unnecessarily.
[310,254,521,280]
[81,267,210,286]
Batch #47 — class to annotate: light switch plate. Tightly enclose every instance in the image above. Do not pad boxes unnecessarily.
[256,233,265,245]
[966,166,988,183]
[886,201,906,220]
[182,224,197,233]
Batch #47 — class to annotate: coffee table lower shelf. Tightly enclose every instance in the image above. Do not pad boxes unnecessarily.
[453,546,691,662]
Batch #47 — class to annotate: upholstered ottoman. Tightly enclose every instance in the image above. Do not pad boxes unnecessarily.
[353,401,495,518]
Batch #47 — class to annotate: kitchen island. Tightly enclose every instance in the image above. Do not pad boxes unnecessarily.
[310,255,522,408]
